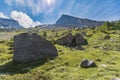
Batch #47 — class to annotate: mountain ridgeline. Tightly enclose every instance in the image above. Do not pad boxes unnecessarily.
[0,18,23,28]
[55,14,105,27]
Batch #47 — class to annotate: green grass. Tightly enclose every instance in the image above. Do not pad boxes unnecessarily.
[0,28,120,80]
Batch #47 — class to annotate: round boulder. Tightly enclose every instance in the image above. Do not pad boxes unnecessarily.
[13,33,58,63]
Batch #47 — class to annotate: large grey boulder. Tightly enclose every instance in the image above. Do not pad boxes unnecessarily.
[55,33,74,45]
[80,59,97,68]
[13,33,58,63]
[55,33,88,46]
[74,33,88,45]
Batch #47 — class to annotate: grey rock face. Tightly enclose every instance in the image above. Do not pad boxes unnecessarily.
[74,33,88,45]
[0,18,23,28]
[55,33,74,45]
[56,14,104,27]
[13,33,58,63]
[80,59,97,68]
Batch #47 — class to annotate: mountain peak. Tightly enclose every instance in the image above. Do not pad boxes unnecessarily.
[56,14,104,27]
[60,14,80,19]
[61,14,72,17]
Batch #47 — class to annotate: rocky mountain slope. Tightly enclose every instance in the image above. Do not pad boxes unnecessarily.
[55,14,104,27]
[0,18,23,28]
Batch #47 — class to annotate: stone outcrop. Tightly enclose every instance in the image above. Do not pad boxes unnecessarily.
[55,33,88,46]
[74,33,88,45]
[55,33,74,45]
[13,33,58,63]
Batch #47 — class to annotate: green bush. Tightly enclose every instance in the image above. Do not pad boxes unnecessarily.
[99,20,120,31]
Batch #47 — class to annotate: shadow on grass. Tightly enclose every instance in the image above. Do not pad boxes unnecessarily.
[0,59,46,75]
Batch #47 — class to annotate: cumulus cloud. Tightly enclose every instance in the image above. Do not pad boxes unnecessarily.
[0,12,9,19]
[10,11,41,28]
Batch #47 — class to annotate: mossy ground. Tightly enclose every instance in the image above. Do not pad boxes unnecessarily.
[0,28,120,80]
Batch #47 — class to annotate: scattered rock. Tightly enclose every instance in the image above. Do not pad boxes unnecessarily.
[80,59,97,68]
[96,59,102,62]
[94,45,99,48]
[102,44,112,50]
[48,60,55,64]
[81,32,86,36]
[75,45,85,50]
[111,31,116,34]
[56,33,88,47]
[100,64,107,68]
[58,50,63,52]
[13,33,58,63]
[104,35,110,39]
[107,61,115,65]
[111,78,120,80]
[64,62,69,66]
[86,34,93,37]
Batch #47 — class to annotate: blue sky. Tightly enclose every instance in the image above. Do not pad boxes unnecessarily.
[0,0,120,27]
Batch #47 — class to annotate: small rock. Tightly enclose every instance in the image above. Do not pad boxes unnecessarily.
[104,35,110,39]
[81,32,86,36]
[58,50,62,52]
[94,45,99,48]
[80,59,97,68]
[96,59,102,62]
[100,64,107,68]
[75,45,85,50]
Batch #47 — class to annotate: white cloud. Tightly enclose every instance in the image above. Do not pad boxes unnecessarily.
[4,0,56,15]
[14,0,25,6]
[4,0,24,6]
[10,11,41,28]
[4,0,14,6]
[25,0,56,15]
[0,12,9,19]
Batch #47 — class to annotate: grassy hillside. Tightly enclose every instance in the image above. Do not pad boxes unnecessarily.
[0,28,120,80]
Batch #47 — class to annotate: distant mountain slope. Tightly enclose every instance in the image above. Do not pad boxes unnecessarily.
[0,18,23,28]
[55,14,105,27]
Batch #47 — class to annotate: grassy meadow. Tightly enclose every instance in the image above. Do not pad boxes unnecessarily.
[0,27,120,80]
